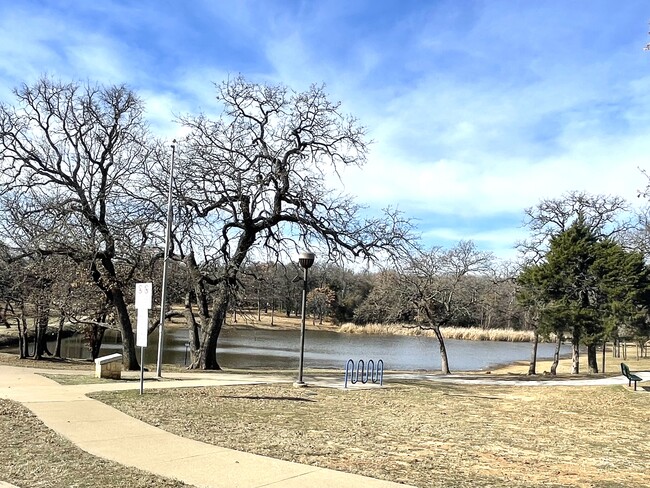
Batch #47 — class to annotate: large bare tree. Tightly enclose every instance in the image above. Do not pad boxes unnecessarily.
[143,77,412,370]
[0,78,154,369]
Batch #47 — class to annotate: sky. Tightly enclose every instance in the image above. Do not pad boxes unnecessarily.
[1,0,649,260]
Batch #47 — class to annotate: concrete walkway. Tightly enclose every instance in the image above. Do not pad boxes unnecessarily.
[0,365,413,488]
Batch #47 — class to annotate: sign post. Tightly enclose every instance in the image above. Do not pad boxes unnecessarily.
[135,283,152,395]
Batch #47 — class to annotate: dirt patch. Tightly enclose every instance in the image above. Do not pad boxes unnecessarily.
[93,381,650,488]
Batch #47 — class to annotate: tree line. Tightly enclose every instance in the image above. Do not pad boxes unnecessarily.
[1,77,649,374]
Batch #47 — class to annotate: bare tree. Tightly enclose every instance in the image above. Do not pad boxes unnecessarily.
[398,241,494,374]
[353,270,413,325]
[517,191,631,263]
[143,77,412,369]
[0,78,155,370]
[307,286,336,325]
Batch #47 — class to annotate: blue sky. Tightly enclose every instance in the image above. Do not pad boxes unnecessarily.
[1,0,649,259]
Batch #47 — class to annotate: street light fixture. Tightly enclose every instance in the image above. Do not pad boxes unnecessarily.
[294,250,315,387]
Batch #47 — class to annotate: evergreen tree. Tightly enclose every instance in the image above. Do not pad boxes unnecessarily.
[517,218,650,374]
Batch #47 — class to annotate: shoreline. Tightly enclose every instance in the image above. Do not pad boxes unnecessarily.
[3,320,646,378]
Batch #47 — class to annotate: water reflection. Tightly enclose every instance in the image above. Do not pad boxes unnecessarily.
[46,327,568,372]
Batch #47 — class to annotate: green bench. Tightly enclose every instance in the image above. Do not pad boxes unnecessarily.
[621,363,643,391]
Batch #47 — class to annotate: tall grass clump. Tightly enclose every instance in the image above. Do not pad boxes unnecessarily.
[338,323,535,342]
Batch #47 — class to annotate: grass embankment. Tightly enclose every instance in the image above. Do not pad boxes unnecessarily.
[94,380,650,488]
[0,399,191,488]
[0,352,93,370]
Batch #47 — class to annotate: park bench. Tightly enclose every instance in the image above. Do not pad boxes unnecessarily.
[95,353,122,380]
[620,363,643,391]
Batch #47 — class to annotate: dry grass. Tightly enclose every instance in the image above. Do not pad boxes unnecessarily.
[493,350,650,376]
[0,399,191,487]
[93,380,650,488]
[0,352,93,370]
[339,323,536,342]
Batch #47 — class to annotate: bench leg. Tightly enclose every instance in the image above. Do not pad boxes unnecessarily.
[634,380,637,391]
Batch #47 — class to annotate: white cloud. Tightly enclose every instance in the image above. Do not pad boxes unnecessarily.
[334,137,646,219]
[1,0,649,263]
[422,226,528,260]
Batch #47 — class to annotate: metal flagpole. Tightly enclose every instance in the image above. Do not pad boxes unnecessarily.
[156,140,176,378]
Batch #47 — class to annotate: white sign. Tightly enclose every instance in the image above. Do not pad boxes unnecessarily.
[135,283,152,348]
[136,308,149,348]
[135,283,152,310]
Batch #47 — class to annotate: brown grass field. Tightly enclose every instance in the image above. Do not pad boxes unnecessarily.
[2,321,650,487]
[92,378,650,488]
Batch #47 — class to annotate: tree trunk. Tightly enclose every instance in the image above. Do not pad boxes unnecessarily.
[183,293,201,353]
[54,315,65,358]
[18,303,29,359]
[587,344,598,374]
[601,342,606,374]
[34,303,51,360]
[432,326,450,374]
[550,334,562,375]
[571,335,580,375]
[34,321,46,359]
[184,274,212,368]
[112,289,139,370]
[528,330,539,375]
[192,288,228,370]
[89,326,106,360]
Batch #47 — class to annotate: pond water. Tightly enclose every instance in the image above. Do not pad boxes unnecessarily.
[45,327,568,372]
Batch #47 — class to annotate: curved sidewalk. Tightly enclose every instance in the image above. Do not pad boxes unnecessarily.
[0,365,414,488]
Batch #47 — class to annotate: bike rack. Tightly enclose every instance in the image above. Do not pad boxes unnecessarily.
[344,358,384,388]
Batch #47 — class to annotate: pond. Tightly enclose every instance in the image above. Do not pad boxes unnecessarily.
[46,327,569,372]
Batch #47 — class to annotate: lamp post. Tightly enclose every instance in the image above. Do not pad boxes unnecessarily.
[294,250,315,387]
[156,140,176,378]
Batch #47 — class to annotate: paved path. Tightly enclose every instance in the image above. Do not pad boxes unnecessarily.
[0,365,412,488]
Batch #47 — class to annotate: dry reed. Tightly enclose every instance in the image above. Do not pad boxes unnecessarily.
[338,322,535,342]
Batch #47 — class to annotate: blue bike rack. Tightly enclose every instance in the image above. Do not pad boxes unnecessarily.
[344,358,384,388]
